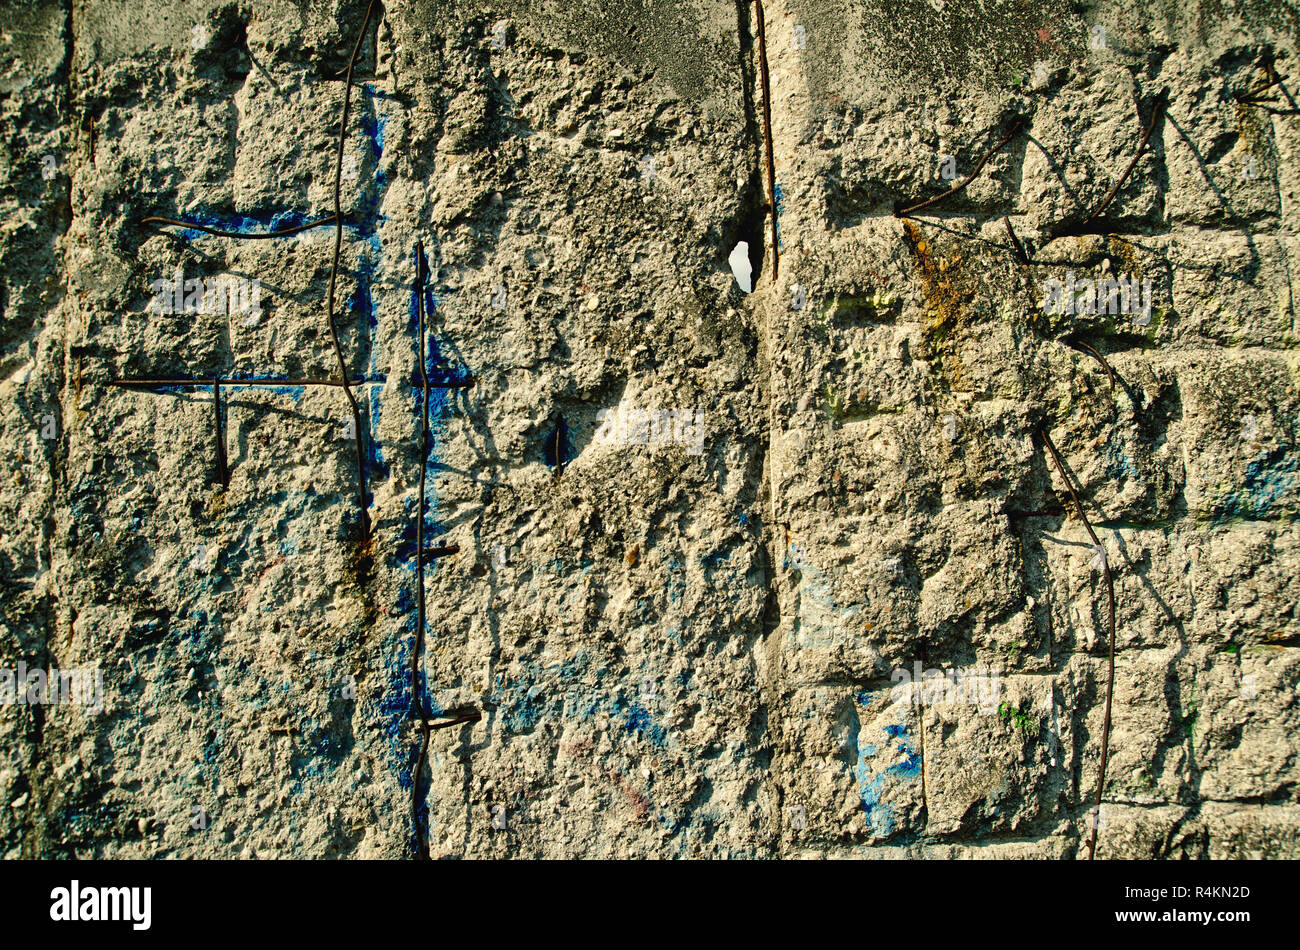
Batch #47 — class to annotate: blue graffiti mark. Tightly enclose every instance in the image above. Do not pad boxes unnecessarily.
[362,87,386,155]
[773,181,785,251]
[154,207,349,240]
[787,554,862,649]
[619,701,669,748]
[1218,447,1300,521]
[484,653,671,750]
[701,549,729,569]
[848,705,922,836]
[365,396,386,489]
[500,682,546,734]
[353,253,378,332]
[665,555,687,605]
[354,86,390,241]
[1102,439,1138,486]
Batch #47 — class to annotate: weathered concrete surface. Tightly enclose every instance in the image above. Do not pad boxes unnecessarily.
[0,0,1297,858]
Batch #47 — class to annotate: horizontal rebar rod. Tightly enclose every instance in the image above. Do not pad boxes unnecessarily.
[139,214,340,239]
[419,544,460,563]
[424,710,482,730]
[110,376,474,390]
[112,377,359,388]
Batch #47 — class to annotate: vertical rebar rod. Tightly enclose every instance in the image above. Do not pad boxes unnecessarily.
[326,0,379,543]
[213,377,228,487]
[1040,426,1116,860]
[411,240,432,860]
[753,0,779,281]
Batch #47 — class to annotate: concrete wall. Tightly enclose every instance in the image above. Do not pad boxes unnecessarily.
[1,0,1297,857]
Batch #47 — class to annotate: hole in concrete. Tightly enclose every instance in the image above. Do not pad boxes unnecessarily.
[729,241,753,293]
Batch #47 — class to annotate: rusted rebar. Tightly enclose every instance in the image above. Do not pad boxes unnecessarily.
[1067,339,1116,392]
[752,0,779,281]
[894,116,1026,218]
[408,241,479,860]
[413,241,431,719]
[411,237,432,860]
[111,375,471,390]
[419,544,460,563]
[139,214,339,239]
[1077,90,1167,230]
[1003,215,1031,264]
[1235,60,1283,104]
[111,376,362,388]
[1236,62,1298,112]
[212,378,227,487]
[1006,506,1067,519]
[425,709,482,730]
[1039,425,1116,861]
[325,0,379,544]
[552,420,565,478]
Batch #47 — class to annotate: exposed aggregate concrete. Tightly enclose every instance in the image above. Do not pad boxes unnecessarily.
[0,0,1297,858]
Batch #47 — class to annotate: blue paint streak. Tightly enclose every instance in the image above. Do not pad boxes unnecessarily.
[481,652,671,751]
[773,182,785,251]
[1103,439,1138,485]
[156,207,348,240]
[1218,448,1300,520]
[622,702,668,747]
[849,708,922,836]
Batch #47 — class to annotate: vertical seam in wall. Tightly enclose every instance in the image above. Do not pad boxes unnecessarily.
[735,0,784,855]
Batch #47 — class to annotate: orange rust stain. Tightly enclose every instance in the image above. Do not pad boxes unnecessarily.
[901,220,966,334]
[900,221,974,392]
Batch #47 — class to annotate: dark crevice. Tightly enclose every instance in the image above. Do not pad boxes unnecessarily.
[728,0,766,287]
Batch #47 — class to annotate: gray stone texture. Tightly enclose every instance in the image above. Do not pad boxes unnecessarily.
[0,0,1297,858]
